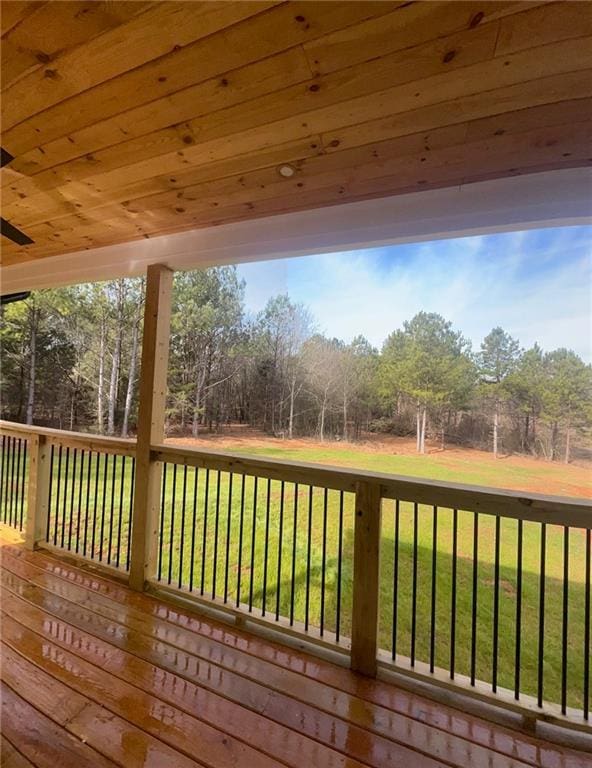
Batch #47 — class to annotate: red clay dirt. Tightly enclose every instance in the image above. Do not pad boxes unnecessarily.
[165,425,592,499]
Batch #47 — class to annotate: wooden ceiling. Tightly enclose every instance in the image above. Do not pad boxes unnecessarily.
[1,0,591,267]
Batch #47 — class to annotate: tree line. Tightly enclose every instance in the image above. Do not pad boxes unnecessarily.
[1,266,590,463]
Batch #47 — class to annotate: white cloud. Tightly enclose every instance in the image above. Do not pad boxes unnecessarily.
[237,227,592,360]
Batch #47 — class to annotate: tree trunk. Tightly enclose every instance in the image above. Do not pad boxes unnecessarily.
[26,308,37,425]
[564,421,571,464]
[493,402,499,459]
[69,391,75,431]
[107,285,125,436]
[416,403,421,453]
[192,383,201,438]
[121,312,140,438]
[288,376,296,439]
[97,317,106,433]
[550,421,558,461]
[420,407,427,454]
[342,390,348,441]
[319,387,329,442]
[107,341,121,435]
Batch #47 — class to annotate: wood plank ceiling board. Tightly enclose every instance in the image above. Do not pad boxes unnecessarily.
[0,0,590,268]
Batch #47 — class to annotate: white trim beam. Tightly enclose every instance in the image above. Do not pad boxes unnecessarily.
[2,167,590,292]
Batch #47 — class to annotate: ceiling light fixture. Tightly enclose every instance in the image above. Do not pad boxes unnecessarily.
[278,164,295,178]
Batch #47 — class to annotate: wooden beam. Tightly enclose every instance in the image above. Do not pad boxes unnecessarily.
[129,263,173,591]
[23,434,50,551]
[350,480,382,676]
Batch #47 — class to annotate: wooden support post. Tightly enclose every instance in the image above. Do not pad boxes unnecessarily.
[24,434,51,550]
[350,480,382,676]
[129,264,173,591]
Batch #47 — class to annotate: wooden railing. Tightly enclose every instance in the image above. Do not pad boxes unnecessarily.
[1,420,591,730]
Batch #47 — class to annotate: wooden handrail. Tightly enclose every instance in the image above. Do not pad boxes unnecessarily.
[0,420,136,455]
[1,422,589,527]
[153,442,592,528]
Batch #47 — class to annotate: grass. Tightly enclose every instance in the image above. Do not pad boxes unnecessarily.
[5,442,591,712]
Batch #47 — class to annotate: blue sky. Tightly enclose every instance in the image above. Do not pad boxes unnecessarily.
[237,225,592,362]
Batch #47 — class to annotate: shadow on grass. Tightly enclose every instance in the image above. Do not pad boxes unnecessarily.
[378,530,590,711]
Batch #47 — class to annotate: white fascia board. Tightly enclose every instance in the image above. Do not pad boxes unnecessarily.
[1,166,590,293]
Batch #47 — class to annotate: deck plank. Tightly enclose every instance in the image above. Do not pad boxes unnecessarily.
[0,736,37,768]
[1,587,454,768]
[0,682,118,768]
[2,615,297,768]
[0,643,208,768]
[1,554,531,768]
[1,533,590,768]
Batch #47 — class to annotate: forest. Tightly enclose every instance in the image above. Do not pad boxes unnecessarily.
[1,265,590,463]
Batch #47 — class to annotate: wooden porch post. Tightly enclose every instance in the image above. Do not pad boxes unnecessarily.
[24,433,51,550]
[129,264,173,591]
[350,480,382,676]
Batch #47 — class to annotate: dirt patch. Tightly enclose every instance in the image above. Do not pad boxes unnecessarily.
[165,425,592,499]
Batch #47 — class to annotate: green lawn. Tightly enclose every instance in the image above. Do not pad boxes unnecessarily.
[29,443,592,712]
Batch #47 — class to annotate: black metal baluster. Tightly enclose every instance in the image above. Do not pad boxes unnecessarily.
[91,449,100,559]
[189,467,198,592]
[9,437,16,527]
[14,439,21,529]
[224,473,233,603]
[430,505,438,674]
[492,515,501,693]
[3,437,12,523]
[19,440,28,530]
[60,447,71,548]
[83,450,92,556]
[46,445,55,542]
[2,436,8,523]
[107,452,117,564]
[157,463,168,581]
[0,435,5,522]
[76,450,85,554]
[212,470,221,599]
[236,474,245,607]
[320,487,328,637]
[2,437,10,523]
[126,456,135,571]
[537,523,546,707]
[392,500,400,660]
[53,445,63,545]
[248,476,258,612]
[68,449,77,551]
[19,438,26,528]
[275,481,285,621]
[305,485,313,631]
[99,453,110,561]
[116,456,126,568]
[584,528,591,720]
[470,512,479,686]
[178,465,188,589]
[411,502,418,667]
[514,519,523,700]
[335,491,344,643]
[561,525,569,714]
[262,478,271,616]
[200,469,210,595]
[450,508,458,679]
[168,463,178,585]
[290,483,298,626]
[6,437,13,525]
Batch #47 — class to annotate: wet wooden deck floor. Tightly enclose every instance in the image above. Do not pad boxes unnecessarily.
[0,528,589,768]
